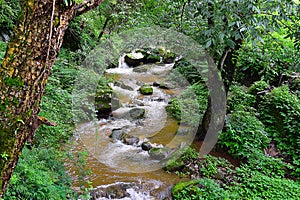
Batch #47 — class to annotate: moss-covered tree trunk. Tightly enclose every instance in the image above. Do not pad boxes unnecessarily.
[0,0,104,197]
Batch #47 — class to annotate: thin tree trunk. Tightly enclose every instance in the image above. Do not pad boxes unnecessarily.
[98,16,111,41]
[0,0,105,197]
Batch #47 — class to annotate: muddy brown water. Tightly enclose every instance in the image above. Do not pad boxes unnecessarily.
[67,63,237,199]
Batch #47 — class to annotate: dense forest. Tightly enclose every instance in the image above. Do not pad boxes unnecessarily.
[0,0,299,199]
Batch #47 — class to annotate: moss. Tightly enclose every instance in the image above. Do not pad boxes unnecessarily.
[0,128,17,192]
[166,147,199,172]
[3,76,24,88]
[139,84,153,95]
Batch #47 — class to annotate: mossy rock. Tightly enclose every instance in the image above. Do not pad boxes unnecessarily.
[95,86,120,118]
[109,129,128,141]
[149,147,169,160]
[129,107,145,119]
[165,147,199,172]
[139,84,153,95]
[124,52,145,67]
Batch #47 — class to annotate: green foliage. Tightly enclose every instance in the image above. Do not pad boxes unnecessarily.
[258,86,300,176]
[227,84,256,112]
[245,150,294,179]
[4,148,75,200]
[172,179,230,200]
[198,155,233,178]
[218,109,269,159]
[247,80,270,95]
[166,147,199,172]
[0,41,6,62]
[0,0,21,32]
[235,30,299,85]
[166,83,208,126]
[229,167,300,200]
[169,58,205,86]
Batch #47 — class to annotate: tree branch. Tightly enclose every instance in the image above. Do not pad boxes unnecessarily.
[75,0,105,17]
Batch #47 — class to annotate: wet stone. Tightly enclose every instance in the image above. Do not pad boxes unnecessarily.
[124,136,140,145]
[129,107,145,119]
[141,142,153,151]
[109,129,127,141]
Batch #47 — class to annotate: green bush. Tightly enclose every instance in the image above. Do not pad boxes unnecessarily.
[0,0,20,32]
[259,85,300,176]
[4,148,75,200]
[168,58,205,86]
[198,155,234,178]
[172,179,230,200]
[166,83,208,126]
[246,150,294,179]
[235,30,298,86]
[227,84,256,112]
[0,41,6,63]
[218,109,269,159]
[229,167,300,199]
[247,80,270,95]
[166,147,199,172]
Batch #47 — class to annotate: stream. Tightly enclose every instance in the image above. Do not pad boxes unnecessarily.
[69,60,199,199]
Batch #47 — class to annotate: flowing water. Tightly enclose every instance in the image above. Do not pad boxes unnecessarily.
[69,62,196,199]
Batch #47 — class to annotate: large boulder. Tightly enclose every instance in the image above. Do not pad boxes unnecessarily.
[124,49,161,67]
[124,52,145,67]
[95,89,121,119]
[132,64,153,73]
[139,84,153,95]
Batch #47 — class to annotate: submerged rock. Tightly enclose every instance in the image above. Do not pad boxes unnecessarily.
[152,81,174,89]
[124,136,140,145]
[109,129,127,141]
[133,64,152,73]
[114,81,134,91]
[139,84,153,95]
[90,182,135,199]
[129,107,145,119]
[149,147,170,160]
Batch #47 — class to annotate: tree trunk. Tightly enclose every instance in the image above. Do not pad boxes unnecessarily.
[0,0,105,197]
[199,39,243,139]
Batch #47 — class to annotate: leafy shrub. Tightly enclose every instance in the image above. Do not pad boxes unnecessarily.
[198,155,234,178]
[258,85,300,176]
[229,167,300,199]
[0,0,21,32]
[218,109,269,159]
[227,84,256,112]
[247,80,270,95]
[166,147,199,172]
[0,41,6,64]
[235,31,298,86]
[166,83,208,126]
[172,178,230,200]
[4,148,75,200]
[168,58,205,86]
[246,150,294,179]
